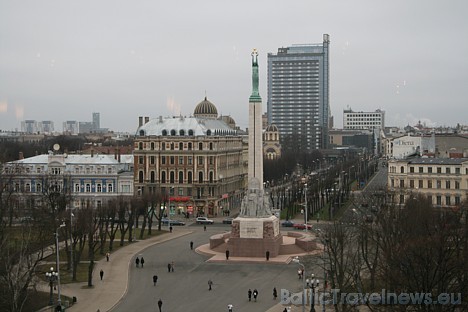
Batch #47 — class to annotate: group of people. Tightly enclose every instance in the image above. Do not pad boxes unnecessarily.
[135,256,145,268]
[247,289,259,302]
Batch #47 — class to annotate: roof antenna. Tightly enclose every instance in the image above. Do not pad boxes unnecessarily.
[205,90,207,100]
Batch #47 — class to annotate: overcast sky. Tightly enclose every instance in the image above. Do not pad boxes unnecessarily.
[1,0,467,133]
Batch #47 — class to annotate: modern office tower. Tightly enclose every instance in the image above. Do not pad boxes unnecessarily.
[343,109,385,130]
[267,34,330,152]
[21,120,38,133]
[93,112,100,130]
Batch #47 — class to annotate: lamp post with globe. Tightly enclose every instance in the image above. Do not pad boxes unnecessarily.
[45,267,58,306]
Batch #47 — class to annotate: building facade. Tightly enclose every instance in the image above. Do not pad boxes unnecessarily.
[3,152,134,217]
[133,98,247,217]
[343,109,385,130]
[267,34,330,152]
[387,158,468,208]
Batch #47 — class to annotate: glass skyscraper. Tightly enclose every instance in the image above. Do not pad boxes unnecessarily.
[267,34,330,152]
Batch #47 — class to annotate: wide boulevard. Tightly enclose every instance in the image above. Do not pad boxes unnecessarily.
[112,223,302,312]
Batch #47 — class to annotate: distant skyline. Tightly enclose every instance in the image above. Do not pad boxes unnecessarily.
[1,0,467,133]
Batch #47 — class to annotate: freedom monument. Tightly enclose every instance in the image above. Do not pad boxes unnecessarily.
[225,49,283,257]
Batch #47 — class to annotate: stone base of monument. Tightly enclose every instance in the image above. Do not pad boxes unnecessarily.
[226,215,283,257]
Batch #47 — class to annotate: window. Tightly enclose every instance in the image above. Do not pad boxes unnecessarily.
[209,142,213,150]
[150,171,155,183]
[36,183,42,193]
[445,181,451,189]
[139,156,144,164]
[139,142,143,150]
[86,183,91,192]
[428,180,432,188]
[170,156,175,165]
[188,171,193,184]
[161,171,166,183]
[446,196,451,206]
[399,194,404,205]
[188,156,193,165]
[437,167,441,174]
[399,180,405,188]
[455,196,461,205]
[161,143,166,150]
[455,181,460,189]
[170,143,174,150]
[400,166,404,173]
[209,171,214,183]
[436,180,441,189]
[150,156,155,165]
[198,156,203,165]
[25,183,31,192]
[161,156,166,165]
[178,187,184,196]
[436,196,441,206]
[199,142,203,150]
[409,180,414,188]
[108,183,113,193]
[179,156,183,165]
[391,179,394,187]
[455,167,460,174]
[418,180,423,188]
[446,167,451,174]
[151,142,155,150]
[51,167,61,175]
[178,171,183,183]
[170,171,175,183]
[419,167,423,173]
[108,167,112,174]
[209,156,214,165]
[428,167,432,173]
[75,183,80,192]
[97,183,102,192]
[139,171,144,183]
[188,143,192,150]
[410,167,414,173]
[179,142,183,150]
[198,171,203,182]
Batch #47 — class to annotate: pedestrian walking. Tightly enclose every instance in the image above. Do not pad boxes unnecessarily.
[248,289,252,301]
[190,241,193,250]
[208,279,213,290]
[266,250,270,261]
[157,298,163,312]
[273,287,277,300]
[283,308,287,312]
[99,269,104,280]
[227,303,233,312]
[225,250,230,260]
[136,257,140,268]
[203,225,206,231]
[169,226,173,233]
[253,289,258,302]
[106,252,110,262]
[153,275,158,286]
[140,257,145,268]
[171,261,174,272]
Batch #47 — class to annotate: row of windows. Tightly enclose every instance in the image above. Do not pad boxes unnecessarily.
[138,155,219,166]
[391,179,461,189]
[10,182,115,193]
[138,141,214,151]
[390,166,465,174]
[399,194,461,206]
[4,165,115,175]
[138,170,218,184]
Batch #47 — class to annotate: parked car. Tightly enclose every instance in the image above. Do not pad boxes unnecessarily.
[293,223,312,230]
[196,217,214,224]
[281,220,294,227]
[161,219,186,226]
[222,218,233,224]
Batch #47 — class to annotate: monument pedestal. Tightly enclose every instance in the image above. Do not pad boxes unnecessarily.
[227,215,283,257]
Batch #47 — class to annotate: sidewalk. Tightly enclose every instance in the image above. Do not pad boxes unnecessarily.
[39,229,192,312]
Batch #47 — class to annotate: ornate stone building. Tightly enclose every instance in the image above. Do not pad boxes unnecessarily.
[133,97,247,217]
[263,124,281,160]
[387,158,468,208]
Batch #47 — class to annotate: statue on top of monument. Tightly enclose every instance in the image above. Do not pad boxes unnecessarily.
[239,178,273,218]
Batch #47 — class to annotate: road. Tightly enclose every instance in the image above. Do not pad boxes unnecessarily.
[112,223,303,312]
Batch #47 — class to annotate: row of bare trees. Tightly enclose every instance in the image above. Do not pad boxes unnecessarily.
[314,193,467,311]
[0,165,170,312]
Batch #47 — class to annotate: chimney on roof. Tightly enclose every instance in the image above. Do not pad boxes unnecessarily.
[118,148,121,163]
[145,116,149,124]
[19,152,24,160]
[139,116,143,127]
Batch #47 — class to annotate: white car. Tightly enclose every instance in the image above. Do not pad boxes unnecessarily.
[196,217,214,224]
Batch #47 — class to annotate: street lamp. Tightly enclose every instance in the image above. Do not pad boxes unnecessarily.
[55,222,66,309]
[306,274,320,312]
[168,186,174,230]
[292,256,306,312]
[45,267,58,306]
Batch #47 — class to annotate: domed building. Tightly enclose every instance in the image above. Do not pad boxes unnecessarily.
[134,97,247,217]
[263,124,281,159]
